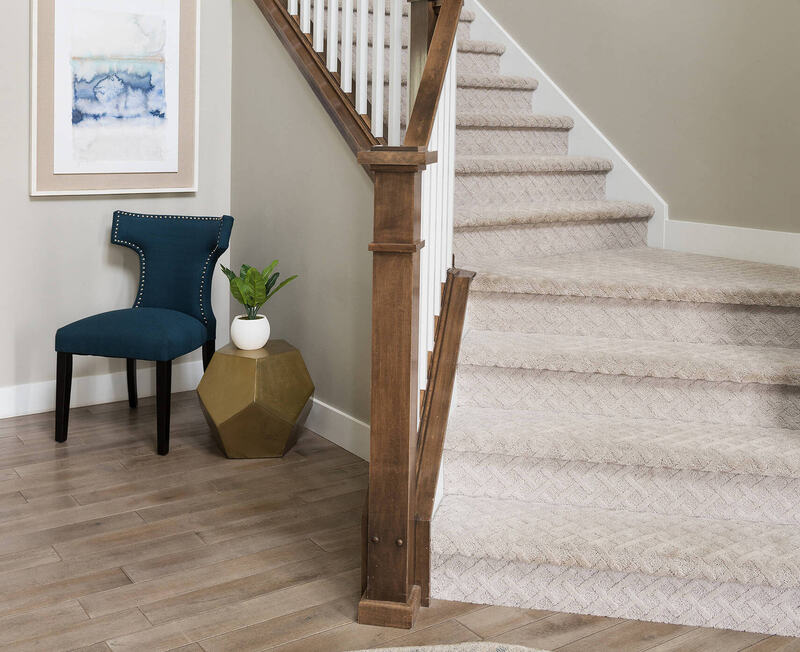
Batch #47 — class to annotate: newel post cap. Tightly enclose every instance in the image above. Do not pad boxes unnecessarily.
[357,146,438,172]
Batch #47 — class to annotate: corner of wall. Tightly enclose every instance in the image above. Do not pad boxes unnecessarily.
[464,0,669,248]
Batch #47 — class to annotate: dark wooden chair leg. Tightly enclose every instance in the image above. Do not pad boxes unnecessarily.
[126,358,138,408]
[202,339,215,371]
[156,360,172,455]
[55,352,73,443]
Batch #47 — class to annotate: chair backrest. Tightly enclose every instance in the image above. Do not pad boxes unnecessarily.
[111,211,234,339]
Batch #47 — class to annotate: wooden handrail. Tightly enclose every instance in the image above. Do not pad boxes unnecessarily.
[415,268,475,519]
[403,0,463,147]
[413,269,474,606]
[252,0,379,160]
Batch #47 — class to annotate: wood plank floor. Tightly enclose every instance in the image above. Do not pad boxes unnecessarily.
[0,391,798,651]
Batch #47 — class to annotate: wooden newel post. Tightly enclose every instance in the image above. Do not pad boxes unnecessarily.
[357,145,437,629]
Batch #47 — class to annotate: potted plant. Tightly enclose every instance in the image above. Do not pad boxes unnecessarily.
[221,262,297,350]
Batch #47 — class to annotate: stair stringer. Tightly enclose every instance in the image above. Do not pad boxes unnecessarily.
[464,0,668,248]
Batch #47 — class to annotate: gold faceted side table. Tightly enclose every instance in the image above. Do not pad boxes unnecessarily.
[197,341,314,458]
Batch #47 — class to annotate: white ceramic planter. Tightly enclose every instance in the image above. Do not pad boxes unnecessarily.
[230,314,270,350]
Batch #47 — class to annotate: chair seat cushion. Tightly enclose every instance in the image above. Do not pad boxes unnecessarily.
[55,308,208,361]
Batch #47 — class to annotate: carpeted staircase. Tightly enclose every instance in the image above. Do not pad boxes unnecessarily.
[427,8,800,638]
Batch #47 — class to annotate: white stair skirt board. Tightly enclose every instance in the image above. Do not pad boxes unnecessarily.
[464,0,668,249]
[0,362,370,462]
[666,220,800,268]
[429,0,800,637]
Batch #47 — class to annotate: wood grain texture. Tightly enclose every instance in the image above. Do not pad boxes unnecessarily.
[250,0,378,167]
[404,0,464,147]
[358,148,429,626]
[415,268,475,518]
[0,393,795,650]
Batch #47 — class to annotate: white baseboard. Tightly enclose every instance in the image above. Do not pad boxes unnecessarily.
[0,360,205,420]
[465,0,669,248]
[665,220,800,268]
[0,363,371,461]
[306,398,370,461]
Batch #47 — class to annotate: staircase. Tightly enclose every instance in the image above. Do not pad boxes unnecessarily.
[429,8,800,638]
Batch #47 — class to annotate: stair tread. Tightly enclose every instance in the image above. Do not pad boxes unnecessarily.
[457,112,573,129]
[445,406,800,478]
[456,39,505,54]
[457,73,539,90]
[456,154,613,174]
[371,71,538,90]
[460,329,800,385]
[455,199,653,228]
[432,494,800,589]
[467,247,800,307]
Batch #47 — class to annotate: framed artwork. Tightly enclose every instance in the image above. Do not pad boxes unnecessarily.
[30,0,200,196]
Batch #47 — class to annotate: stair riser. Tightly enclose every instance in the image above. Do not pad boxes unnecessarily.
[459,51,502,75]
[456,127,568,155]
[368,84,537,129]
[458,87,534,112]
[465,292,800,348]
[455,171,607,207]
[372,83,535,115]
[343,42,499,79]
[430,555,800,637]
[454,220,647,262]
[443,451,800,525]
[455,366,800,430]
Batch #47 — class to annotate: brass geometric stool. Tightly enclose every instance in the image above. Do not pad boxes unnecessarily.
[197,340,314,458]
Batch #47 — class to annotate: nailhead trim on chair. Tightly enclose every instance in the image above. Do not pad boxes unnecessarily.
[114,210,219,221]
[112,214,147,308]
[199,220,225,325]
[112,211,224,323]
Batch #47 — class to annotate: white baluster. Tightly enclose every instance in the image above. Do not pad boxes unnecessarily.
[419,161,431,396]
[313,0,325,52]
[387,0,403,145]
[289,0,299,16]
[435,106,444,316]
[371,0,385,138]
[445,42,456,266]
[427,116,439,350]
[327,0,338,72]
[341,0,354,93]
[300,0,311,33]
[355,0,368,114]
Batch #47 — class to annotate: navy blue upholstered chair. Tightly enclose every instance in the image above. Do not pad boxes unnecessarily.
[55,210,234,455]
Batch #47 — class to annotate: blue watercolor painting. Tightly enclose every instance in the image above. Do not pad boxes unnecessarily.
[71,60,166,125]
[54,3,180,174]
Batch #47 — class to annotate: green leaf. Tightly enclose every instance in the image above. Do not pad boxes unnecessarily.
[261,260,279,283]
[239,264,252,280]
[234,277,254,307]
[267,274,298,300]
[246,267,267,305]
[220,264,237,283]
[229,276,246,305]
[264,271,280,296]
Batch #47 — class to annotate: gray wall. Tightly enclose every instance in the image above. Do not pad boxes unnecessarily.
[231,0,374,422]
[480,0,800,233]
[0,2,233,390]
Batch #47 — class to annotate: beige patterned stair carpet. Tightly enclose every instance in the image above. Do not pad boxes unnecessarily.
[429,6,800,639]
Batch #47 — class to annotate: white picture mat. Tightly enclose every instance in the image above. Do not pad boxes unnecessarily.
[52,0,181,174]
